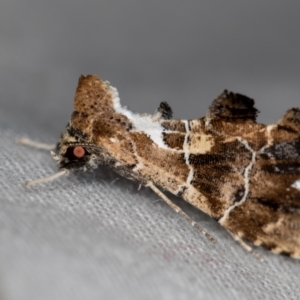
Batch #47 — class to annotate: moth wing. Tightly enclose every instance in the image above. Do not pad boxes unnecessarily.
[277,107,300,133]
[260,107,300,205]
[257,108,300,209]
[73,75,116,115]
[153,102,173,120]
[206,90,259,121]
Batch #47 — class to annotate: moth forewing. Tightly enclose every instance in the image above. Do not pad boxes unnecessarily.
[18,74,300,258]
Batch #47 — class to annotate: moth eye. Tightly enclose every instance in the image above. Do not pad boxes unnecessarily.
[73,146,86,158]
[64,146,87,160]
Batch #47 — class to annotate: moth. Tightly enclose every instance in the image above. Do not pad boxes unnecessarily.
[18,75,300,258]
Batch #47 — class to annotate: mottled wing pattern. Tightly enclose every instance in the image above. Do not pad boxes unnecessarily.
[61,75,300,257]
[161,93,300,257]
[229,108,300,256]
[206,90,259,121]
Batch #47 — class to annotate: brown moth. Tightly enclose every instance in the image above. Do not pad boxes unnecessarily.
[18,75,300,258]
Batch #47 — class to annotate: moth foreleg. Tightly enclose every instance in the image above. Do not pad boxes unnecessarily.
[16,138,56,151]
[146,181,215,243]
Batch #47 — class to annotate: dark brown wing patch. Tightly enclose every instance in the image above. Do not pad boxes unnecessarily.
[207,90,259,121]
[277,108,300,133]
[156,102,173,120]
[162,132,185,150]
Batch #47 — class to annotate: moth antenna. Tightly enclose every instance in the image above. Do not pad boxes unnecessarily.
[16,138,56,151]
[23,169,69,187]
[146,181,215,243]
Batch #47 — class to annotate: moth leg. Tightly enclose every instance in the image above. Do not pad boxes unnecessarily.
[227,231,263,262]
[16,138,56,151]
[23,169,69,187]
[146,181,215,243]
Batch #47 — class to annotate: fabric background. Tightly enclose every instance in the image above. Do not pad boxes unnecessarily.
[1,1,300,299]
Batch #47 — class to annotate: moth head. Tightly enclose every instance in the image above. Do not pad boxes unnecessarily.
[54,127,100,172]
[23,126,102,187]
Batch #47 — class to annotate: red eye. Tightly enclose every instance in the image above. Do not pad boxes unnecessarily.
[73,146,86,158]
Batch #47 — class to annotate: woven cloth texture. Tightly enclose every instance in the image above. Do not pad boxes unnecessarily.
[1,1,300,300]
